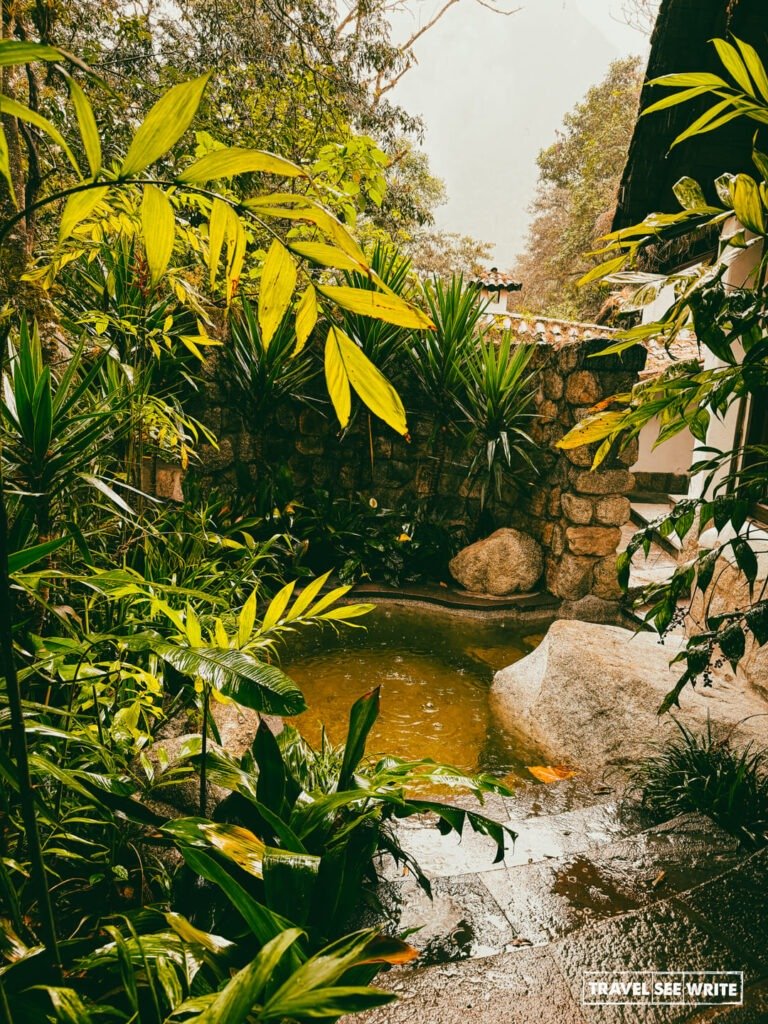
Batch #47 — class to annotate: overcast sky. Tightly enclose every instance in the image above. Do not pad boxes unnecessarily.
[388,0,652,267]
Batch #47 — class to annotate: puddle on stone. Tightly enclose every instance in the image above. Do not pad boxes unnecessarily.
[284,603,547,780]
[552,855,640,919]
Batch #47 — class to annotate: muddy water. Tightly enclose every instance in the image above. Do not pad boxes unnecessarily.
[283,603,547,780]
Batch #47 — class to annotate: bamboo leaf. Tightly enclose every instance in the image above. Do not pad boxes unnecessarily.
[324,327,351,428]
[120,73,211,177]
[207,197,228,289]
[670,100,741,148]
[141,185,176,288]
[259,240,297,349]
[261,579,297,632]
[325,327,408,435]
[0,94,79,173]
[647,72,731,89]
[67,75,102,175]
[179,146,303,182]
[577,254,628,286]
[8,537,68,573]
[317,285,433,330]
[294,285,317,353]
[59,187,108,242]
[0,40,62,66]
[289,241,364,271]
[0,123,13,201]
[642,86,712,116]
[246,200,366,263]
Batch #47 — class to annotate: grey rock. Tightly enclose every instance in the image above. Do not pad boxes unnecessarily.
[491,621,768,770]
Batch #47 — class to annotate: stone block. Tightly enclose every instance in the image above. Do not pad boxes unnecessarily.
[298,408,327,435]
[275,405,296,430]
[561,493,594,525]
[538,399,559,422]
[565,525,621,556]
[527,489,548,517]
[546,553,593,600]
[565,370,601,405]
[296,436,324,456]
[563,444,594,467]
[617,436,640,466]
[547,487,562,517]
[592,554,623,599]
[594,495,631,527]
[570,468,634,495]
[542,369,564,401]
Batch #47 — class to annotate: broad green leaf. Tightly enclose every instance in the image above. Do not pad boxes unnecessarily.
[151,642,306,715]
[9,536,68,573]
[339,687,380,788]
[163,819,319,880]
[325,326,408,435]
[262,985,393,1020]
[713,38,755,96]
[207,197,228,289]
[141,185,176,288]
[672,176,708,211]
[0,95,79,173]
[317,285,433,330]
[324,327,351,428]
[68,75,102,176]
[259,240,297,348]
[179,146,303,182]
[556,410,626,449]
[289,241,364,271]
[191,930,304,1024]
[0,40,62,65]
[180,846,297,945]
[730,174,765,233]
[120,73,211,177]
[59,187,109,243]
[294,285,317,353]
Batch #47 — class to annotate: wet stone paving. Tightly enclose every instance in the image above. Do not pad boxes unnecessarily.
[349,779,768,1024]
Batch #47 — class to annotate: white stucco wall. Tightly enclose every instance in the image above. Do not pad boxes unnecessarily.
[634,417,695,478]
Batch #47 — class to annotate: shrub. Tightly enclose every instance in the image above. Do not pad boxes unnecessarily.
[630,719,768,846]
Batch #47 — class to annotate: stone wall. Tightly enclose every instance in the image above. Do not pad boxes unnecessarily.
[520,338,646,620]
[191,335,647,611]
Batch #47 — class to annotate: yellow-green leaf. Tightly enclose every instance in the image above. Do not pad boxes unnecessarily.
[247,199,366,264]
[0,95,79,174]
[179,146,303,182]
[0,123,14,201]
[556,410,627,449]
[289,241,364,271]
[225,206,246,304]
[294,285,317,354]
[59,186,109,243]
[577,254,629,287]
[325,327,352,428]
[68,75,101,176]
[259,240,297,348]
[238,591,257,647]
[121,73,211,177]
[326,327,408,436]
[261,580,297,632]
[317,285,433,330]
[208,198,228,289]
[730,174,766,234]
[713,38,755,97]
[141,185,176,288]
[0,40,61,66]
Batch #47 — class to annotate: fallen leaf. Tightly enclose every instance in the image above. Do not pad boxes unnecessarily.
[527,765,579,784]
[651,870,666,890]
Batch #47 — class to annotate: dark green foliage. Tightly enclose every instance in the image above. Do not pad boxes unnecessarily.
[631,719,768,846]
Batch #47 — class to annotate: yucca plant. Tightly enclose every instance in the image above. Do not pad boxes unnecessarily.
[220,296,318,427]
[408,275,489,499]
[459,333,538,509]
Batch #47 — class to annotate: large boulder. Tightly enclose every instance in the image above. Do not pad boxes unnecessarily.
[449,528,543,595]
[491,620,768,769]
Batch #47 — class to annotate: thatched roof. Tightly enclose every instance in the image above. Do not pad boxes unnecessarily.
[613,0,768,233]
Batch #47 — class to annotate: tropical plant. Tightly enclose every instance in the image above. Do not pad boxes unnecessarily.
[630,718,768,846]
[556,35,768,707]
[459,333,538,508]
[165,687,516,940]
